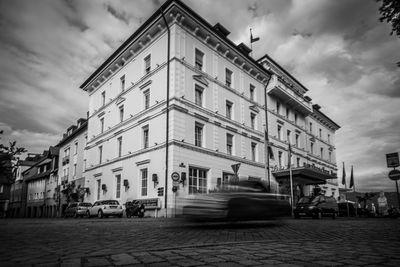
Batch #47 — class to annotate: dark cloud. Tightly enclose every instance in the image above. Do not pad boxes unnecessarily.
[105,4,129,25]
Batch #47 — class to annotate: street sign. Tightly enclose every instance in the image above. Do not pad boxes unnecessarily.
[388,169,400,181]
[171,172,180,182]
[231,163,241,175]
[386,152,399,168]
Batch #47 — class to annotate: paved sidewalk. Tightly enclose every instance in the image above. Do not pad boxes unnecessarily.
[0,217,399,266]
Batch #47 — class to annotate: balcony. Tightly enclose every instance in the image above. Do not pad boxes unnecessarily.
[268,78,313,115]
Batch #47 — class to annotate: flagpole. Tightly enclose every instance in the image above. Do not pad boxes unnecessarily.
[343,162,349,217]
[250,28,253,57]
[289,143,294,217]
[264,77,272,192]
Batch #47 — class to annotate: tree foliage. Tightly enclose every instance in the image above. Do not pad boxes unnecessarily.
[0,132,27,183]
[376,0,400,37]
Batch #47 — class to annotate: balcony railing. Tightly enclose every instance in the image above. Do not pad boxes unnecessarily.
[62,156,70,166]
[268,78,313,115]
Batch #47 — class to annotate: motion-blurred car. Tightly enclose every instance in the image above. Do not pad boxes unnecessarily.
[125,200,145,218]
[86,200,123,218]
[294,195,338,219]
[64,202,92,218]
[180,180,291,221]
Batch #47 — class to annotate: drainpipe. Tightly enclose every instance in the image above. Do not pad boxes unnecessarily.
[161,8,170,217]
[264,75,272,192]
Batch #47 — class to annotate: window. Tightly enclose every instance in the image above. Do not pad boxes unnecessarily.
[74,142,78,155]
[321,147,324,158]
[286,107,290,119]
[115,174,121,198]
[195,122,203,147]
[250,113,256,129]
[100,118,104,133]
[144,89,150,110]
[277,125,282,140]
[189,167,207,194]
[251,142,257,161]
[278,151,283,168]
[225,68,232,87]
[309,122,313,132]
[119,105,124,122]
[141,168,148,196]
[226,133,233,155]
[319,128,322,138]
[310,143,314,154]
[195,48,204,70]
[295,133,300,147]
[143,126,149,149]
[98,146,103,164]
[226,101,233,119]
[250,84,255,101]
[73,163,77,177]
[65,148,70,157]
[296,157,300,167]
[117,137,122,157]
[97,180,101,200]
[101,91,106,106]
[328,134,331,143]
[195,84,203,106]
[0,185,3,193]
[144,54,151,74]
[287,130,291,143]
[276,101,280,114]
[120,75,125,92]
[83,159,87,170]
[294,113,298,124]
[329,152,332,162]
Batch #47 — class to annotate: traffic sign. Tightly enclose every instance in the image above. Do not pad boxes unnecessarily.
[386,152,399,168]
[388,169,400,181]
[231,163,241,175]
[171,172,180,182]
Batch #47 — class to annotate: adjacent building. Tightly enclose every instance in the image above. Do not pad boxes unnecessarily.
[23,147,59,218]
[79,0,340,216]
[8,154,42,217]
[56,118,88,215]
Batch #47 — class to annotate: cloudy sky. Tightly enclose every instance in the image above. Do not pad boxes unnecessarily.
[0,0,399,192]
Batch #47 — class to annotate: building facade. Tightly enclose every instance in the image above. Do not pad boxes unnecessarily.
[23,148,59,218]
[56,118,88,215]
[80,0,340,216]
[8,155,41,217]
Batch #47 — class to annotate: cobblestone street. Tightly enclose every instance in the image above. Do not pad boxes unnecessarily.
[1,217,399,266]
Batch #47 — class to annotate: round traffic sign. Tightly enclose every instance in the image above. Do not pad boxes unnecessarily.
[171,172,180,182]
[388,169,400,181]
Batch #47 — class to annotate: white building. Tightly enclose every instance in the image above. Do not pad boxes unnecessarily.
[80,0,340,216]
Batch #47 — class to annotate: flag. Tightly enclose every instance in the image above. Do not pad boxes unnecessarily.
[342,162,346,186]
[265,129,274,159]
[250,29,260,43]
[287,142,292,168]
[349,165,354,189]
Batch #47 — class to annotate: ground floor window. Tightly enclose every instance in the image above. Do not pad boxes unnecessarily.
[141,168,148,196]
[189,167,208,194]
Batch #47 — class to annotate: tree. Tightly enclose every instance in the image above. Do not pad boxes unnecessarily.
[376,0,400,36]
[0,132,27,183]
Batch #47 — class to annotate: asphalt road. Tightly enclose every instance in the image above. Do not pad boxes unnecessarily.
[0,217,399,266]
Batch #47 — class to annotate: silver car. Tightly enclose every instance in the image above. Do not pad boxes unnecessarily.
[87,200,123,218]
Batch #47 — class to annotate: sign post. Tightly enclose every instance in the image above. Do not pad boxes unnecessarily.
[386,152,400,209]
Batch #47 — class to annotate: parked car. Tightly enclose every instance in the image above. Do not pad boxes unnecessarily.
[294,195,338,219]
[86,200,123,218]
[64,202,92,218]
[180,180,291,221]
[125,201,145,218]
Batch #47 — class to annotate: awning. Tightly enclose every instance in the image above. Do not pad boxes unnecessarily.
[272,165,337,185]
